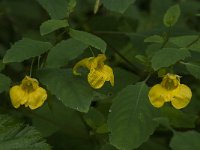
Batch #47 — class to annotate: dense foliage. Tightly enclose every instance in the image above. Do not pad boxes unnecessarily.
[0,0,200,149]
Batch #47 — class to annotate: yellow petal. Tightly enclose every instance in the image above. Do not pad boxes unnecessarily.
[148,84,172,108]
[21,76,39,90]
[26,87,47,110]
[171,84,192,109]
[87,65,114,89]
[90,54,107,69]
[9,86,28,108]
[73,57,94,75]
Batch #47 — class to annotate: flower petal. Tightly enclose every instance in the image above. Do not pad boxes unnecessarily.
[88,69,106,89]
[90,54,107,69]
[9,86,28,108]
[148,84,166,108]
[171,84,192,109]
[87,65,114,89]
[73,57,94,75]
[26,87,47,110]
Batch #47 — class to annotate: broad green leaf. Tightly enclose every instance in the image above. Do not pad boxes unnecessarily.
[102,0,136,14]
[40,19,69,36]
[0,114,51,150]
[144,35,164,43]
[108,83,157,150]
[36,0,68,19]
[0,74,11,93]
[37,69,93,112]
[32,96,88,137]
[170,35,200,52]
[3,38,52,63]
[151,48,191,70]
[170,131,200,150]
[160,106,197,128]
[184,62,200,80]
[46,38,88,68]
[83,107,105,130]
[163,4,181,27]
[69,29,107,53]
[101,144,117,150]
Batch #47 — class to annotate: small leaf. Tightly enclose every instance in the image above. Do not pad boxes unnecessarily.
[69,29,107,53]
[144,35,164,43]
[151,48,190,70]
[170,35,200,52]
[36,0,69,19]
[46,38,88,68]
[0,74,11,93]
[170,131,200,150]
[184,62,200,80]
[102,0,136,14]
[40,19,69,36]
[3,38,52,63]
[163,4,181,27]
[37,69,94,112]
[0,113,51,150]
[108,83,157,150]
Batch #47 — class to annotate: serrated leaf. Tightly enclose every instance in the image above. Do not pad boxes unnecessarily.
[36,0,69,19]
[108,83,157,150]
[46,38,88,68]
[170,131,200,150]
[3,38,52,63]
[170,35,200,52]
[0,114,51,150]
[37,69,93,112]
[102,0,136,14]
[40,19,69,36]
[69,29,107,53]
[163,4,181,27]
[151,48,191,70]
[0,74,11,93]
[144,35,164,43]
[184,62,200,80]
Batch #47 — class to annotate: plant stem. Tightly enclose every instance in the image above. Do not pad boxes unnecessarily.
[29,58,35,77]
[186,35,200,48]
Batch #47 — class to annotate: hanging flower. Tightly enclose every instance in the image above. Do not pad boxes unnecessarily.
[148,73,192,109]
[9,76,47,110]
[73,54,114,89]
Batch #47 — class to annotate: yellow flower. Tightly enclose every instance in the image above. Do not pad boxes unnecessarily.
[148,73,192,109]
[9,76,47,110]
[73,54,114,89]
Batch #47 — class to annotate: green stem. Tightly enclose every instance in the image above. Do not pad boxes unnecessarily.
[161,26,172,48]
[89,46,95,56]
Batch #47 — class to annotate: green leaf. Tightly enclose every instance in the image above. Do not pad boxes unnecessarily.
[69,29,107,53]
[163,4,181,27]
[0,74,11,93]
[184,62,200,80]
[83,107,106,131]
[36,0,69,19]
[170,131,200,150]
[108,83,157,150]
[40,19,69,36]
[46,38,88,68]
[32,96,88,138]
[144,35,164,43]
[160,106,198,128]
[102,0,136,14]
[151,48,191,70]
[170,35,200,52]
[37,69,94,112]
[3,38,52,63]
[0,113,51,150]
